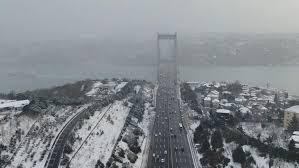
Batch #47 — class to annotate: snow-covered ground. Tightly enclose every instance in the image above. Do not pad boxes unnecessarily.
[86,81,103,96]
[111,102,155,168]
[240,122,289,149]
[69,100,130,168]
[7,104,90,168]
[0,115,35,146]
[115,82,128,93]
[133,103,155,168]
[223,142,299,168]
[66,105,111,159]
[86,80,128,97]
[0,100,30,109]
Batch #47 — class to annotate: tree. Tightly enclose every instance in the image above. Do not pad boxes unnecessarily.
[193,125,203,143]
[274,94,279,104]
[288,139,295,151]
[211,130,223,150]
[118,148,125,158]
[95,159,104,168]
[227,81,243,95]
[199,137,210,153]
[232,146,246,165]
[288,115,298,132]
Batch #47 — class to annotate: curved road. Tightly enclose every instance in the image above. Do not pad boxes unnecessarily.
[45,104,98,168]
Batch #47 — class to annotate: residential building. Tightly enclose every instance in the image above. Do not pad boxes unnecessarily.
[284,105,299,128]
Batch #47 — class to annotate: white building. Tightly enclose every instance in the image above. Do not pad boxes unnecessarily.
[204,97,211,107]
[0,100,30,112]
[216,109,232,115]
[235,96,247,105]
[208,90,219,100]
[290,133,299,149]
[284,105,299,129]
[212,99,220,108]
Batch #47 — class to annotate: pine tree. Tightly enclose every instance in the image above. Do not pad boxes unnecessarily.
[288,139,296,151]
[232,146,246,165]
[211,130,223,150]
[199,137,210,153]
[193,125,203,144]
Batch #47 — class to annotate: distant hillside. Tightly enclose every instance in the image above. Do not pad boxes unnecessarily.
[1,33,299,67]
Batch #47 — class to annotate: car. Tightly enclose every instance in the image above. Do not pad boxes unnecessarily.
[153,153,156,157]
[161,158,165,163]
[181,147,184,152]
[159,132,161,136]
[175,147,178,151]
[164,150,167,155]
[155,134,158,137]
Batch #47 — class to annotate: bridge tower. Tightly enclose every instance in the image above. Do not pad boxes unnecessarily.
[156,33,178,80]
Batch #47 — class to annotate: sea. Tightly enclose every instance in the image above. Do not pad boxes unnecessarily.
[0,64,298,96]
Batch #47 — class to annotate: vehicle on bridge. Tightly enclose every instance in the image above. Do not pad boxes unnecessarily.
[179,123,183,130]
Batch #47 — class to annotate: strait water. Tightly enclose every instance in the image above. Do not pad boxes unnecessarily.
[0,64,298,95]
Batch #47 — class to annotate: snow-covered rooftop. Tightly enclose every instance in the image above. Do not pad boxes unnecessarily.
[239,107,251,114]
[212,99,220,103]
[285,105,299,114]
[204,97,211,101]
[290,135,299,143]
[0,100,30,109]
[223,91,232,95]
[216,109,231,114]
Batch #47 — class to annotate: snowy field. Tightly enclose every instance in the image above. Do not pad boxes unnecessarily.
[7,104,90,168]
[69,100,130,168]
[223,142,299,168]
[130,103,155,168]
[86,80,127,97]
[240,122,289,149]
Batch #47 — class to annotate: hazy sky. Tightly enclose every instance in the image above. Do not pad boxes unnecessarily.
[1,0,299,42]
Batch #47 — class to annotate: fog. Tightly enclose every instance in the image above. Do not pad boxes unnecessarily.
[1,0,299,93]
[1,0,299,43]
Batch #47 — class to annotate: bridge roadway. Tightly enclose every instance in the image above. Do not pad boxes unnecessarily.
[148,62,195,168]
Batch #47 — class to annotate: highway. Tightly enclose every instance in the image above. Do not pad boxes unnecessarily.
[148,62,195,168]
[45,104,99,168]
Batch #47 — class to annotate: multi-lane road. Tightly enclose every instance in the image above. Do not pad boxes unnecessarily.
[148,62,195,168]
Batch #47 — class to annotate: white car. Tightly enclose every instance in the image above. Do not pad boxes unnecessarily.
[164,150,167,155]
[161,158,165,163]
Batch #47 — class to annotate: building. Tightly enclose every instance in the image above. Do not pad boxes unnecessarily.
[0,100,30,112]
[204,97,211,107]
[216,109,231,115]
[212,99,220,108]
[215,109,233,125]
[283,105,299,129]
[290,131,299,149]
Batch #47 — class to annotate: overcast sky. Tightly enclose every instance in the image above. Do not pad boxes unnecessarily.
[1,0,299,43]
